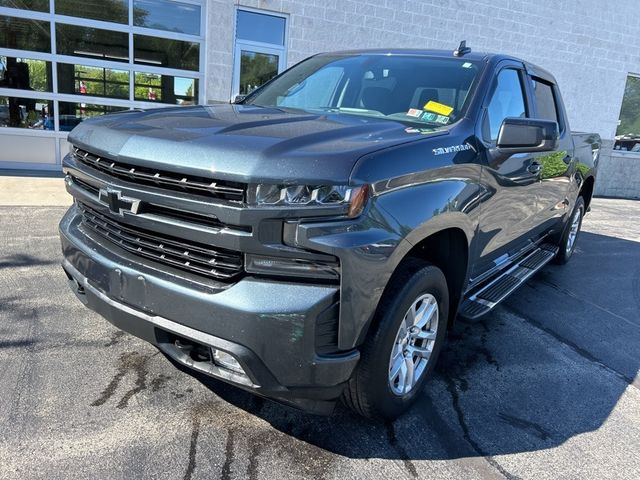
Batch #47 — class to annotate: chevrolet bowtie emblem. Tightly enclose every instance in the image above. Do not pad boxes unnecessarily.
[98,189,141,216]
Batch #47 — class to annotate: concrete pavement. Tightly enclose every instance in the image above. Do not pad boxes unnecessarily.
[0,175,70,207]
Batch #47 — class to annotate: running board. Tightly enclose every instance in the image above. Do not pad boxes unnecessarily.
[459,244,559,321]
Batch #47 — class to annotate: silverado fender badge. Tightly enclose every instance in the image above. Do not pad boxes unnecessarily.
[433,143,474,156]
[98,189,142,216]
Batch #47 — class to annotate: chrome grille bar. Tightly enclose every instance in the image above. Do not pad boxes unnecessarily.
[79,203,244,281]
[72,147,245,201]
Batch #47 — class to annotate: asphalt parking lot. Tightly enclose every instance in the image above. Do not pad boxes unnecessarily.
[1,198,638,479]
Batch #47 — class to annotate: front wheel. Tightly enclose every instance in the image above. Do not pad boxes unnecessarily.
[554,196,585,265]
[342,258,448,420]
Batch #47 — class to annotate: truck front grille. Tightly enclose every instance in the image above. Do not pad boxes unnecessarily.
[72,147,246,202]
[79,203,244,281]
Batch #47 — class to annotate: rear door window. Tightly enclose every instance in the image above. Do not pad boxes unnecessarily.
[532,79,559,125]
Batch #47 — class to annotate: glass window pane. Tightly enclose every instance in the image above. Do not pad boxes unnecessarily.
[56,24,129,63]
[532,80,558,123]
[615,75,640,152]
[486,69,527,141]
[277,66,343,109]
[55,0,128,24]
[0,95,52,130]
[236,10,285,46]
[134,0,201,35]
[0,56,52,92]
[134,72,198,105]
[0,15,51,53]
[134,34,199,71]
[58,101,128,131]
[58,63,129,100]
[0,0,48,11]
[239,50,279,95]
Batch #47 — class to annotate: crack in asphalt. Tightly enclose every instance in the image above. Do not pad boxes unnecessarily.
[183,414,200,480]
[221,428,236,480]
[503,304,639,391]
[445,377,522,480]
[247,433,261,480]
[384,422,419,478]
[497,413,551,441]
[536,277,640,329]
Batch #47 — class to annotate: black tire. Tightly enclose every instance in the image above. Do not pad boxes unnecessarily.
[554,196,585,265]
[342,258,449,420]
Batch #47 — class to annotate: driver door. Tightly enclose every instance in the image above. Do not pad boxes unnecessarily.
[472,64,542,279]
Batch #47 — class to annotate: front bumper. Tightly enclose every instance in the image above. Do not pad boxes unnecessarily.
[59,206,359,414]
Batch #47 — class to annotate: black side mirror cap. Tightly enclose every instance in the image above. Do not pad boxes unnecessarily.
[233,95,247,104]
[497,117,559,153]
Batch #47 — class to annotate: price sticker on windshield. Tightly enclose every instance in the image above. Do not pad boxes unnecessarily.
[423,100,454,117]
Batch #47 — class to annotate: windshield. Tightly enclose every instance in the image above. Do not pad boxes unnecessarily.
[245,54,481,127]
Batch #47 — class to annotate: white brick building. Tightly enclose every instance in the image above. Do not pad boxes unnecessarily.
[1,0,639,197]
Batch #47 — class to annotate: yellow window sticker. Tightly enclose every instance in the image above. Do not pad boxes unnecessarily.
[424,100,454,116]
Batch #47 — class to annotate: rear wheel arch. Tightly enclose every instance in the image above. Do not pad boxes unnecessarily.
[579,176,595,211]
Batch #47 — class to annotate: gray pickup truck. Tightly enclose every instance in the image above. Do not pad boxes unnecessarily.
[59,47,600,420]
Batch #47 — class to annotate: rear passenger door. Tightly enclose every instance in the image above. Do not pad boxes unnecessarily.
[472,63,541,278]
[526,74,573,235]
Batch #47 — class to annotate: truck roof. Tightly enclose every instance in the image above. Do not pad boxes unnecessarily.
[316,49,558,84]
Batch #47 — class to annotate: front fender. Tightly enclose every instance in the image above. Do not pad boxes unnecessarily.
[295,165,484,350]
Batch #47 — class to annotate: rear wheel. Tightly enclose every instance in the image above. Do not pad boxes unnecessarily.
[554,196,585,265]
[342,259,448,420]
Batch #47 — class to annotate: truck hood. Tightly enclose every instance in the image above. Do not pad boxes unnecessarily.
[68,104,447,184]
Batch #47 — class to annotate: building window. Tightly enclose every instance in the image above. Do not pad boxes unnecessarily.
[55,0,129,24]
[0,1,49,12]
[134,0,201,35]
[615,74,640,153]
[233,8,287,99]
[0,0,206,168]
[0,15,51,52]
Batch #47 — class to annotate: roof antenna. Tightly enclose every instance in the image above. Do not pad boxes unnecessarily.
[454,40,471,57]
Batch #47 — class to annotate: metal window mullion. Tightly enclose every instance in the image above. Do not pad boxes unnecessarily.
[49,0,59,134]
[0,47,54,62]
[0,87,56,100]
[53,93,137,108]
[129,0,134,104]
[53,14,132,34]
[130,26,203,43]
[233,38,287,51]
[199,0,207,105]
[0,6,50,21]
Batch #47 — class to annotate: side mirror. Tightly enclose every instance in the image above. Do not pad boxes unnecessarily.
[497,118,559,153]
[232,95,246,104]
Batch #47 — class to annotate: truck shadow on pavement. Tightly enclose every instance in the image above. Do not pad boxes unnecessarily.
[186,231,639,465]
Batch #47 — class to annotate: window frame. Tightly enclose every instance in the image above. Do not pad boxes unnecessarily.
[231,6,288,101]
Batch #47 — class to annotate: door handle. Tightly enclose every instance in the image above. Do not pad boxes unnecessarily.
[528,161,543,175]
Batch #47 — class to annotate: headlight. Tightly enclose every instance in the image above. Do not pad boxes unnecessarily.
[252,184,369,217]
